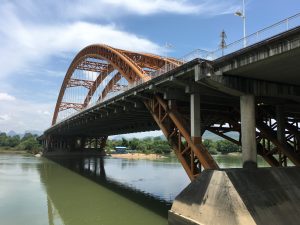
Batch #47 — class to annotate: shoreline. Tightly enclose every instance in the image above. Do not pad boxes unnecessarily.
[110,153,167,160]
[0,150,28,154]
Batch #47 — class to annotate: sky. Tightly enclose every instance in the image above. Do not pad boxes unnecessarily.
[0,0,299,135]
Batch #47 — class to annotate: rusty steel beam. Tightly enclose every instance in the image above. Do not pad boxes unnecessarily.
[256,120,300,166]
[144,95,219,180]
[207,128,240,145]
[206,113,283,167]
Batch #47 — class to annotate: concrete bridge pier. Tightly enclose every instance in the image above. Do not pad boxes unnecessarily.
[276,105,288,165]
[190,90,201,147]
[240,95,257,169]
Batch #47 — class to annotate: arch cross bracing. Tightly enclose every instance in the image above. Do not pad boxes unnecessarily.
[52,44,182,125]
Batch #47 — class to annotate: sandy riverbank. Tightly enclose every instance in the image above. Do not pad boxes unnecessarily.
[110,153,166,160]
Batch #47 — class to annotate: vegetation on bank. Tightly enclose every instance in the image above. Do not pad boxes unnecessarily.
[105,137,241,155]
[0,132,241,156]
[203,139,240,155]
[0,133,42,154]
[106,137,171,154]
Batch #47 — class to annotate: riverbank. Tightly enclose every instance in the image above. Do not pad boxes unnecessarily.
[110,153,167,160]
[0,150,27,154]
[0,147,27,154]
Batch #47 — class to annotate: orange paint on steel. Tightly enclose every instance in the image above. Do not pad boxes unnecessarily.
[154,95,219,170]
[53,44,147,125]
[82,64,114,108]
[99,73,122,101]
[143,99,195,180]
[53,44,182,125]
[83,50,182,108]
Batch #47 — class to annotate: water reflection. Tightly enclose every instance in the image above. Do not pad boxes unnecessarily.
[40,156,175,225]
[1,153,269,225]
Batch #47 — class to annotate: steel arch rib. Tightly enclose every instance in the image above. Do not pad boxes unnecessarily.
[52,44,182,125]
[82,52,182,108]
[53,44,148,125]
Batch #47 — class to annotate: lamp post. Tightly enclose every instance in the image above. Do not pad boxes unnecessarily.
[235,0,246,47]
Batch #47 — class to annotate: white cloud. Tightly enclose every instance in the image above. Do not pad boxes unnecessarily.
[0,99,53,133]
[0,7,162,79]
[0,0,240,133]
[0,114,11,121]
[0,93,16,101]
[0,0,240,79]
[5,0,240,20]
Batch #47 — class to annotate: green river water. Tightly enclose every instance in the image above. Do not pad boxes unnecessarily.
[0,153,268,225]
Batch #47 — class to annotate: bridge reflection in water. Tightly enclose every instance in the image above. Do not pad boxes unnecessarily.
[39,156,186,225]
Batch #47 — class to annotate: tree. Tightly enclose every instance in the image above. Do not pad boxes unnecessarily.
[128,138,139,150]
[216,140,240,154]
[22,133,35,142]
[7,135,20,147]
[203,139,218,155]
[121,138,128,147]
[17,137,41,153]
[0,132,8,146]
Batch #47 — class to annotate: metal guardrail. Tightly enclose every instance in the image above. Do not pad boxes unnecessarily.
[56,13,300,123]
[98,13,300,105]
[185,13,300,61]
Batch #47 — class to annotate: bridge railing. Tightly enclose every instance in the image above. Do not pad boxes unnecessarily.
[93,13,300,108]
[55,13,300,124]
[183,13,300,61]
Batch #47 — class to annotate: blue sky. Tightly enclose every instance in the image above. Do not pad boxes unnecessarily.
[0,0,299,134]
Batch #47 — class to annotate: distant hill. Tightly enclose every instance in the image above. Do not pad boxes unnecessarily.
[203,131,239,141]
[7,130,18,137]
[24,130,43,136]
[1,130,43,137]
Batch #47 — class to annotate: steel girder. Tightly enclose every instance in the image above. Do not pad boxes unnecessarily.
[144,95,219,180]
[204,106,300,167]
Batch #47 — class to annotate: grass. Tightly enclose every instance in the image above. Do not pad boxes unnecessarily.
[0,146,27,154]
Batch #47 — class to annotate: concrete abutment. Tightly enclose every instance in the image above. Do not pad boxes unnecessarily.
[169,167,300,225]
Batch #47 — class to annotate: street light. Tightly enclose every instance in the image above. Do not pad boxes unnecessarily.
[235,0,246,47]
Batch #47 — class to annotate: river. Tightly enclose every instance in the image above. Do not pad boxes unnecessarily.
[0,153,268,225]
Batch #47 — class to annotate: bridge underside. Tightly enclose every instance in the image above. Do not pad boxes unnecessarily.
[43,27,300,181]
[44,59,300,180]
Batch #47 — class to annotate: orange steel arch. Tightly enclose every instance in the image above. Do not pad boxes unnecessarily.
[82,51,182,108]
[52,44,182,125]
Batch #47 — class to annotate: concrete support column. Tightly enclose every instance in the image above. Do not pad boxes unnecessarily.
[276,105,287,166]
[190,91,201,146]
[240,94,257,169]
[276,106,286,143]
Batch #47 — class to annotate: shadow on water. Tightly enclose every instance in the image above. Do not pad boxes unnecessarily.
[42,155,171,219]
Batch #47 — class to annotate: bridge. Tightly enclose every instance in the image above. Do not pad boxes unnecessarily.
[42,14,300,224]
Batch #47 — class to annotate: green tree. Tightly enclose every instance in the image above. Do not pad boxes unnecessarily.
[121,138,128,147]
[7,135,20,147]
[22,133,35,142]
[203,139,218,155]
[216,140,240,154]
[128,138,139,150]
[0,133,8,146]
[17,137,41,153]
